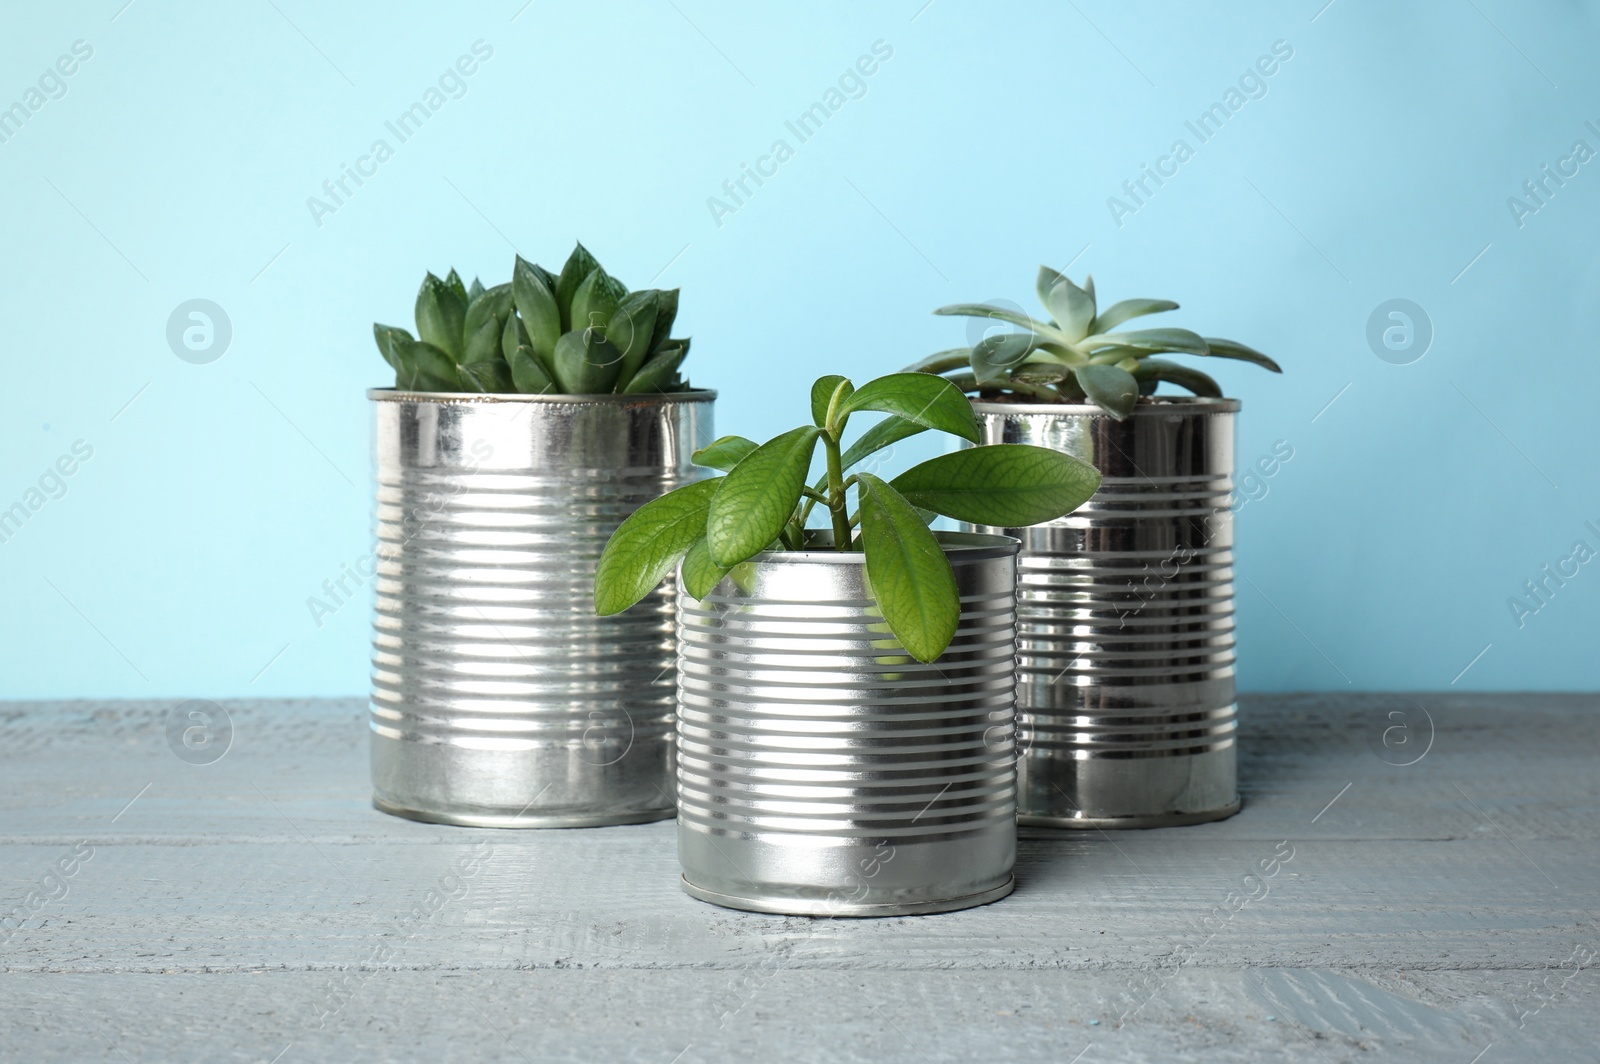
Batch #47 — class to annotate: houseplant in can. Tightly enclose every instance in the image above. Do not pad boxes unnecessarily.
[908,267,1281,829]
[367,244,714,827]
[595,372,1101,915]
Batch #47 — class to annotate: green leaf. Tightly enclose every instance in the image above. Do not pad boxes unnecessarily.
[555,243,600,331]
[457,357,514,393]
[467,277,485,304]
[1036,265,1064,307]
[620,339,689,394]
[856,473,959,663]
[970,333,1037,387]
[843,372,980,443]
[693,435,758,471]
[1133,358,1222,397]
[462,313,504,365]
[706,425,820,566]
[594,479,721,615]
[933,303,1058,340]
[1083,327,1209,355]
[373,324,415,374]
[549,329,624,393]
[810,375,852,429]
[1075,363,1140,418]
[903,348,974,375]
[839,415,928,471]
[680,536,732,599]
[650,288,680,352]
[443,268,468,307]
[892,445,1101,527]
[414,273,467,361]
[1042,274,1096,342]
[512,257,561,360]
[1093,298,1179,333]
[1201,337,1282,373]
[463,282,513,348]
[394,339,459,392]
[607,290,660,390]
[570,266,627,338]
[508,342,557,393]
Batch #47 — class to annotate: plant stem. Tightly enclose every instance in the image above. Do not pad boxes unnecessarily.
[821,431,853,551]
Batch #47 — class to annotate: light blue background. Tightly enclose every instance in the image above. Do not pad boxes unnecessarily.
[2,1,1596,699]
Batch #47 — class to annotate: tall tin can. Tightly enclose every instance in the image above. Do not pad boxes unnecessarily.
[368,389,715,828]
[676,532,1019,916]
[966,398,1241,829]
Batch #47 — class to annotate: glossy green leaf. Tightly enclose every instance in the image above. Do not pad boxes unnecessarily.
[505,315,556,393]
[620,340,689,394]
[1201,337,1282,373]
[467,277,485,303]
[680,536,732,600]
[1083,327,1209,355]
[856,473,959,664]
[843,372,980,443]
[810,375,852,429]
[693,435,758,471]
[903,348,974,375]
[608,290,660,389]
[706,425,820,566]
[1042,275,1096,342]
[373,324,414,374]
[461,313,503,365]
[970,333,1037,387]
[414,273,467,361]
[443,268,469,307]
[839,415,928,471]
[1075,362,1140,418]
[394,339,458,392]
[1133,358,1223,397]
[549,329,623,393]
[555,243,600,330]
[570,266,627,338]
[594,479,720,615]
[650,288,680,352]
[457,357,514,393]
[891,445,1102,527]
[463,282,512,350]
[512,256,561,360]
[1093,298,1179,334]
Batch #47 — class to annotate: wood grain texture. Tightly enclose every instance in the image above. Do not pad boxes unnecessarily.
[2,693,1597,1063]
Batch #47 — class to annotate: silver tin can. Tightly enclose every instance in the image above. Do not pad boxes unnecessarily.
[676,532,1019,916]
[368,388,714,828]
[967,398,1241,829]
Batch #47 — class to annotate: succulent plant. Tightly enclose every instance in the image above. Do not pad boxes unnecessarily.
[907,266,1280,418]
[372,243,693,395]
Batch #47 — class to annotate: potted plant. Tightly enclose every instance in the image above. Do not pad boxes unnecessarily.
[595,372,1101,915]
[367,243,714,827]
[907,267,1281,829]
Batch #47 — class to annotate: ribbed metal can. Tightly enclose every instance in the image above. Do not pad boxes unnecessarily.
[368,388,714,828]
[676,532,1019,916]
[966,398,1240,829]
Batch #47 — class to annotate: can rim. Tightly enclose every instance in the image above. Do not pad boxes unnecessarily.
[971,395,1240,415]
[744,530,1018,564]
[367,387,717,404]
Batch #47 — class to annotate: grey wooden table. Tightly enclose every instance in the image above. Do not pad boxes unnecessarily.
[2,694,1596,1063]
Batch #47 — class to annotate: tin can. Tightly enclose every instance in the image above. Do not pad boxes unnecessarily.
[676,532,1019,915]
[967,398,1241,829]
[368,389,715,827]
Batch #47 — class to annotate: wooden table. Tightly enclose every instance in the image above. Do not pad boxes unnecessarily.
[3,694,1595,1062]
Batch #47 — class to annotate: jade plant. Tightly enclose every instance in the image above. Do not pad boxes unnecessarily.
[372,243,692,394]
[907,266,1280,417]
[594,372,1101,662]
